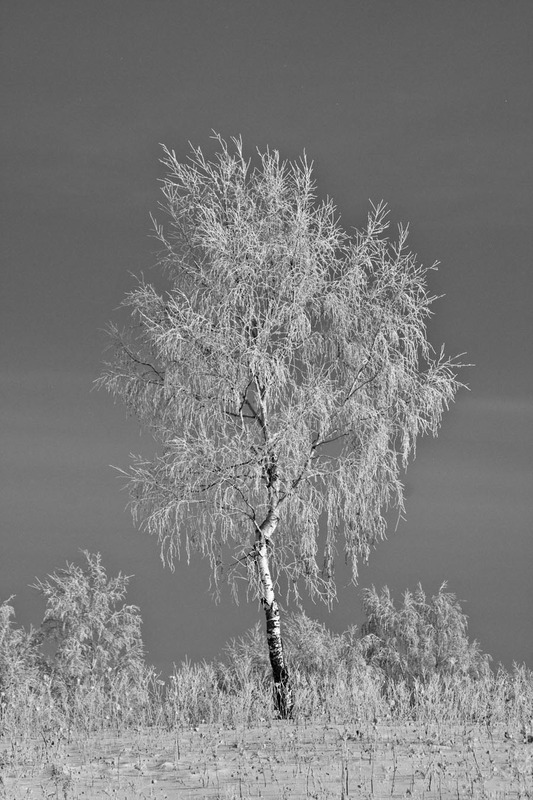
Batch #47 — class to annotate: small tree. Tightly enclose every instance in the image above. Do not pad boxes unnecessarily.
[361,583,491,689]
[97,135,462,717]
[32,551,146,697]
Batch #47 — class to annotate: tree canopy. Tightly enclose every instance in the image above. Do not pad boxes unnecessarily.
[98,135,462,605]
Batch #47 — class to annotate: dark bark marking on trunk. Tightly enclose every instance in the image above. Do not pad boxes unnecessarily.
[263,598,294,719]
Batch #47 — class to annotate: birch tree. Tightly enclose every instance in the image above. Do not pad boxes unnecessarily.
[97,135,463,718]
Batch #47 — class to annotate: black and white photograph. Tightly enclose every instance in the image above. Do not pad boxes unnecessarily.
[1,2,532,796]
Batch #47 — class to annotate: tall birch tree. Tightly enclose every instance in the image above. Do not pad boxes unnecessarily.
[97,135,462,718]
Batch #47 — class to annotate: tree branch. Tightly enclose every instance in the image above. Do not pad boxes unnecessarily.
[120,342,165,384]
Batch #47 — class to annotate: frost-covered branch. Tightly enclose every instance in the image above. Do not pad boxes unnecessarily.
[98,135,464,601]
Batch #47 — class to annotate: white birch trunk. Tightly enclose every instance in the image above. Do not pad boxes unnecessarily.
[255,510,294,719]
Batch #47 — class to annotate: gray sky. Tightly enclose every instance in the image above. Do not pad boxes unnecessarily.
[1,1,532,673]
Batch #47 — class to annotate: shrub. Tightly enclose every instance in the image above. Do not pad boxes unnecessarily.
[32,551,148,704]
[0,597,42,707]
[220,622,271,693]
[360,582,491,691]
[284,611,365,677]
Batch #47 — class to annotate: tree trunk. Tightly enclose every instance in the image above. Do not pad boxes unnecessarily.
[255,516,294,719]
[263,595,294,718]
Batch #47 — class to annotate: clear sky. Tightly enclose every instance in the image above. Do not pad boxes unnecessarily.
[1,1,532,674]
